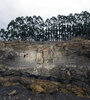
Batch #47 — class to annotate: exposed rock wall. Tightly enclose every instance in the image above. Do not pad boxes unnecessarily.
[0,41,90,83]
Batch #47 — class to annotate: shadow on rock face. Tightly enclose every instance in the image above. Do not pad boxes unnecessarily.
[49,65,90,87]
[0,50,18,67]
[0,50,6,57]
[3,51,17,60]
[49,66,72,83]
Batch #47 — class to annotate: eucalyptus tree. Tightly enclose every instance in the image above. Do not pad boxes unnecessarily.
[57,15,62,40]
[7,17,27,41]
[45,18,52,41]
[0,11,90,42]
[50,16,57,41]
[25,16,34,41]
[15,16,28,40]
[32,16,44,41]
[0,28,7,40]
[82,11,90,24]
[85,22,90,39]
[36,16,45,41]
[7,20,17,41]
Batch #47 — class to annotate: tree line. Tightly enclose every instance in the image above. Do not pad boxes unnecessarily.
[0,11,90,41]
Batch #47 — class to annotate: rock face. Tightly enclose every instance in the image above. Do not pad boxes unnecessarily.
[0,41,90,86]
[0,67,90,99]
[0,40,90,100]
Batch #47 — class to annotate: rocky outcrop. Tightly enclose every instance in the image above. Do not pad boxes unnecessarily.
[0,66,90,98]
[0,40,90,99]
[0,41,90,88]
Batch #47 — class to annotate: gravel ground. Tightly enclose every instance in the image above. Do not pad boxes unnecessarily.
[0,85,89,100]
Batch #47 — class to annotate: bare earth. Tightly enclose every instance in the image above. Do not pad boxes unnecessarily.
[0,85,89,100]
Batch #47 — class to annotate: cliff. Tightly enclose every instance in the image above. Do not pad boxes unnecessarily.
[0,40,90,99]
[0,40,90,72]
[0,40,90,84]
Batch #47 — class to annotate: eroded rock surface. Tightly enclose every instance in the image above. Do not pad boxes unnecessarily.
[0,40,90,99]
[0,41,90,76]
[0,66,90,100]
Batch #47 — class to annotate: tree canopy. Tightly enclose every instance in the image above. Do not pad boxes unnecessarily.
[0,11,90,41]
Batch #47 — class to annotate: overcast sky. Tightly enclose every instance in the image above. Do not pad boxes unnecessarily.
[0,0,90,29]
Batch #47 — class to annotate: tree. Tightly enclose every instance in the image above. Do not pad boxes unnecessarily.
[45,18,51,41]
[0,28,7,40]
[0,11,90,41]
[7,20,17,41]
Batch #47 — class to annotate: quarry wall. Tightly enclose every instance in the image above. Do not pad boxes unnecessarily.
[0,40,90,84]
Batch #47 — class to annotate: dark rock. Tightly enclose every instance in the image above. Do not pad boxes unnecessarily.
[4,51,17,60]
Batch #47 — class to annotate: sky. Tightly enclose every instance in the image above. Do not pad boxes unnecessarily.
[0,0,90,29]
